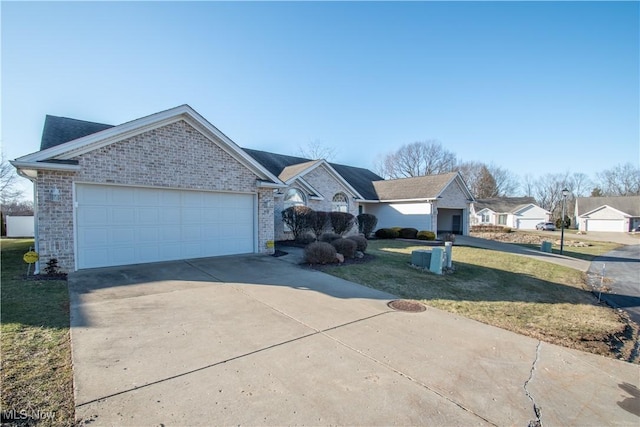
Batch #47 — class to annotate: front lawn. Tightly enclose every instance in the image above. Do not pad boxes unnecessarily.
[1,239,75,426]
[320,240,638,362]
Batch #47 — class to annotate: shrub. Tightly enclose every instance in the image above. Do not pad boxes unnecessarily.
[282,206,313,240]
[357,213,378,238]
[331,238,358,259]
[304,242,338,264]
[399,228,418,239]
[470,225,512,233]
[347,235,368,253]
[308,210,330,239]
[417,230,436,240]
[442,233,456,243]
[391,227,403,233]
[44,258,60,275]
[375,228,399,239]
[555,216,571,229]
[330,212,356,235]
[296,232,316,245]
[319,232,342,243]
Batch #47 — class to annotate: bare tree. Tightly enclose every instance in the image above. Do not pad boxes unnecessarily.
[1,154,23,205]
[457,161,518,198]
[297,139,337,161]
[522,173,535,197]
[376,140,457,179]
[595,163,640,196]
[487,164,519,196]
[567,172,592,197]
[533,173,571,219]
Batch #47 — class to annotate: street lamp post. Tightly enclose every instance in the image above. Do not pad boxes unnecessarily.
[560,188,569,255]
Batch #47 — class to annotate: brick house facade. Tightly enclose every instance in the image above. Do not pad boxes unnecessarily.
[12,105,473,272]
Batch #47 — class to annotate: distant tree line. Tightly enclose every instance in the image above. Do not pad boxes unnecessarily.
[373,140,639,219]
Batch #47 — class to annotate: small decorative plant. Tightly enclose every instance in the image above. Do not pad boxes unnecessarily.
[44,258,60,276]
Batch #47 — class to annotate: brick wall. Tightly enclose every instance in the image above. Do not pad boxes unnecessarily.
[274,164,359,241]
[36,120,274,272]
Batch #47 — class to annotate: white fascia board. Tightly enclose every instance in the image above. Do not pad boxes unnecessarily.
[436,173,474,201]
[11,161,81,180]
[286,160,363,199]
[357,199,380,204]
[296,178,325,200]
[15,104,284,186]
[580,205,631,218]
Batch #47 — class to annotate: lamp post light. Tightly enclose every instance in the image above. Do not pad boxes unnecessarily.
[560,188,569,255]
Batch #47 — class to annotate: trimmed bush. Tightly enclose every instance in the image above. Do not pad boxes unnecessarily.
[296,232,316,245]
[417,230,436,241]
[282,206,313,240]
[357,213,378,238]
[375,228,399,239]
[331,238,358,259]
[399,228,418,239]
[330,212,356,235]
[304,242,338,264]
[347,235,368,253]
[391,227,403,233]
[319,232,342,243]
[309,210,330,239]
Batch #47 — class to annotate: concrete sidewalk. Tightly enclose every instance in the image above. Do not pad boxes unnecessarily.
[69,254,640,426]
[455,235,591,271]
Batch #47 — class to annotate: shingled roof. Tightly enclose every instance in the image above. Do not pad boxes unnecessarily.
[473,197,539,213]
[40,115,114,150]
[576,196,640,217]
[242,148,383,200]
[372,172,461,201]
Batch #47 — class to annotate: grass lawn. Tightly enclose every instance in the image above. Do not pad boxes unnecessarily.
[1,239,75,426]
[320,240,638,362]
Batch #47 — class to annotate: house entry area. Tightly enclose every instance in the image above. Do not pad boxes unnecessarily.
[437,208,465,235]
[75,184,256,269]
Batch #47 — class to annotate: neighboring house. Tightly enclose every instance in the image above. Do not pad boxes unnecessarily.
[365,174,474,235]
[574,196,640,232]
[12,105,474,272]
[470,197,550,230]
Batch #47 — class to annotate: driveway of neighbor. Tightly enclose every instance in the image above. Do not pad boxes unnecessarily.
[69,254,640,426]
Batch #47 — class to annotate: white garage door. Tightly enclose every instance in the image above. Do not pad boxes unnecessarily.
[586,219,625,232]
[76,184,255,269]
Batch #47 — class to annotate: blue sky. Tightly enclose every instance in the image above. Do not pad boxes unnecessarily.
[2,1,638,199]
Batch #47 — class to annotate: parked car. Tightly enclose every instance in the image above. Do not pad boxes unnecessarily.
[536,222,556,231]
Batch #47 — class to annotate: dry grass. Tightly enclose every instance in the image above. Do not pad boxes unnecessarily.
[1,239,75,426]
[321,240,638,362]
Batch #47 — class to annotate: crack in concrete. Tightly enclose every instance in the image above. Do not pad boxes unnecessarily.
[524,340,543,427]
[323,332,498,426]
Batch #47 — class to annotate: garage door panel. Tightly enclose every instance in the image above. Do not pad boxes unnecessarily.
[111,188,136,204]
[79,207,109,224]
[110,228,135,245]
[76,185,255,269]
[78,228,108,247]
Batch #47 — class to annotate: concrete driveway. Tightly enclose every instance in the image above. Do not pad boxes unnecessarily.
[69,254,640,426]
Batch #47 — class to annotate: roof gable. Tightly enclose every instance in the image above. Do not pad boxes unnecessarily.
[243,148,383,200]
[474,197,540,214]
[372,172,472,201]
[576,196,640,217]
[14,105,283,185]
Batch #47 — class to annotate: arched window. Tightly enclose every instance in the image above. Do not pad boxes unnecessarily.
[284,188,306,209]
[332,193,348,213]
